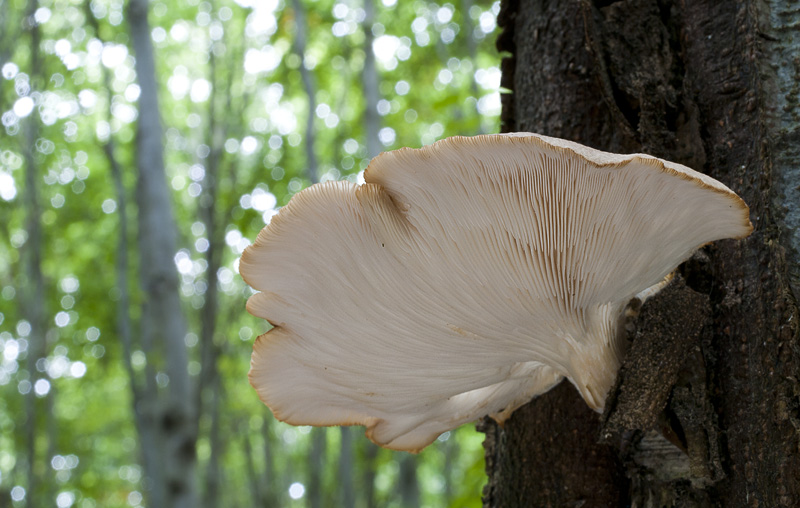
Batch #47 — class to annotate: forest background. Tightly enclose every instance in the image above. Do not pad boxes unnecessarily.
[0,0,504,506]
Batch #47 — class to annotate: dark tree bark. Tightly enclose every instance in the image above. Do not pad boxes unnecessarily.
[482,1,800,506]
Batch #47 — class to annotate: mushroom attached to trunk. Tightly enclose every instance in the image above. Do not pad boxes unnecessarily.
[239,133,752,452]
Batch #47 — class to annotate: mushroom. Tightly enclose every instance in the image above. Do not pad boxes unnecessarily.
[239,133,752,452]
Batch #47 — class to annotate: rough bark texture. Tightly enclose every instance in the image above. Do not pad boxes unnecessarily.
[482,0,800,506]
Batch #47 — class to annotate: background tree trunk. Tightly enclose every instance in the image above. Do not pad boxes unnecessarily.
[21,2,47,505]
[482,0,800,506]
[292,0,318,184]
[127,0,198,506]
[338,428,356,508]
[361,0,382,161]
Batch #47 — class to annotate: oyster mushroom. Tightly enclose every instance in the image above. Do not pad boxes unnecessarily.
[239,133,752,452]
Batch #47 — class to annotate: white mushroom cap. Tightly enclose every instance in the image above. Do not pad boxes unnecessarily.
[240,133,752,452]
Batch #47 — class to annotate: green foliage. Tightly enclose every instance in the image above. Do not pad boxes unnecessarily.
[0,0,502,506]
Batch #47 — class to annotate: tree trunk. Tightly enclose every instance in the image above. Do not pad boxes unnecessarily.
[85,5,162,503]
[261,416,278,507]
[398,454,421,508]
[461,0,485,134]
[361,441,379,508]
[362,0,381,160]
[292,0,318,183]
[127,0,197,506]
[198,14,225,508]
[21,2,47,505]
[338,427,355,508]
[482,0,800,506]
[308,428,326,508]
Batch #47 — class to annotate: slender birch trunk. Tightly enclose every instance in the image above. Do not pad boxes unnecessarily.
[398,454,420,508]
[362,0,381,160]
[308,428,326,508]
[127,0,197,506]
[83,4,165,504]
[461,0,484,133]
[262,416,277,506]
[292,0,318,183]
[21,1,47,505]
[197,12,226,508]
[336,427,355,507]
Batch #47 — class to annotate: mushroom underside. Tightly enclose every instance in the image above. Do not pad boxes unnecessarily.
[241,133,753,451]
